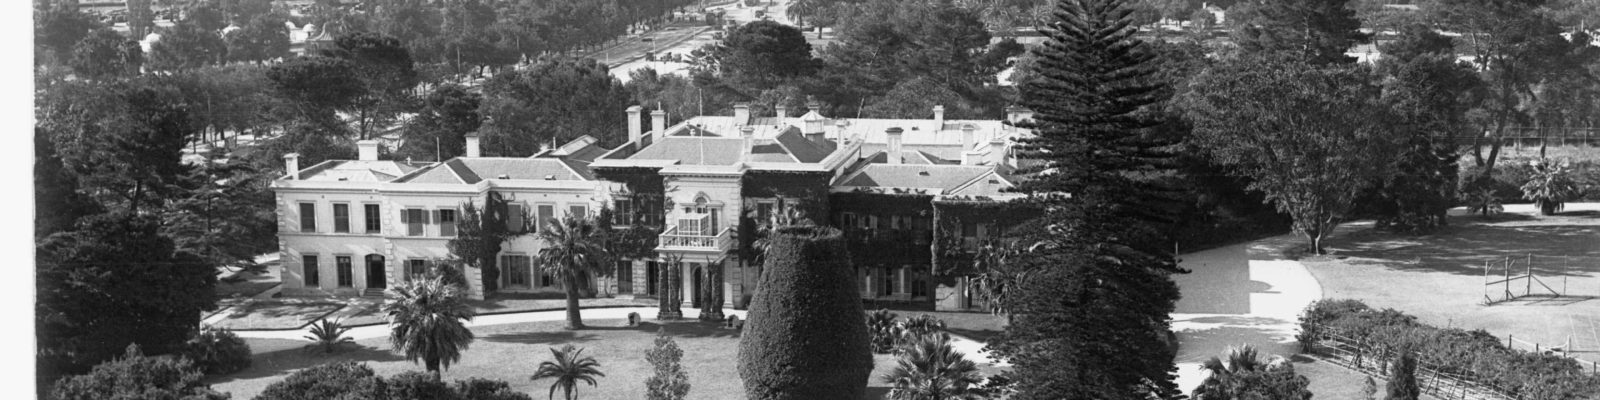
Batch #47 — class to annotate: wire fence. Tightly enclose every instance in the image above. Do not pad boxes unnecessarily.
[1304,324,1600,400]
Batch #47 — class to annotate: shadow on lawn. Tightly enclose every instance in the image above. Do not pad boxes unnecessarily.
[1321,224,1600,278]
[482,321,739,344]
[208,344,404,384]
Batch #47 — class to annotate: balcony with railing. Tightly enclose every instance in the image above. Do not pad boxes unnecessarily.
[656,225,735,253]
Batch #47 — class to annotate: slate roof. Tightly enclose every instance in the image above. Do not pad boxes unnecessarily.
[295,160,426,182]
[837,164,996,191]
[394,158,590,184]
[628,137,747,166]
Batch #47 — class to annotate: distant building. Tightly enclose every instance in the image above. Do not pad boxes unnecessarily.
[272,103,1040,311]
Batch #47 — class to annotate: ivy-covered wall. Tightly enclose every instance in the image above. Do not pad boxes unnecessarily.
[592,167,668,254]
[930,199,1041,279]
[737,171,833,260]
[827,191,936,267]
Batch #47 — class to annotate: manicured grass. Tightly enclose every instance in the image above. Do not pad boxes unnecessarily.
[210,300,344,331]
[209,319,1006,400]
[1301,204,1600,364]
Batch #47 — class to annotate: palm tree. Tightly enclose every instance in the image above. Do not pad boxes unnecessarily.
[1191,344,1272,400]
[530,344,605,400]
[383,276,476,377]
[882,333,983,400]
[536,213,613,330]
[302,318,355,354]
[866,308,901,353]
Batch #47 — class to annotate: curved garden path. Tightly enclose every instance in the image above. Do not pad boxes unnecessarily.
[1170,231,1327,394]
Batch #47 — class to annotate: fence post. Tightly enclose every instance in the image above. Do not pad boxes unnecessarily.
[1505,256,1512,300]
[1484,260,1491,303]
[1526,254,1533,297]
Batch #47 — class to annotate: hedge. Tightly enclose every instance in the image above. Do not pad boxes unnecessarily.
[737,226,873,400]
[1298,299,1600,400]
[256,362,533,400]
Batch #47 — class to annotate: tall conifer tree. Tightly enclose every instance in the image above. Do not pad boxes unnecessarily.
[1000,0,1185,398]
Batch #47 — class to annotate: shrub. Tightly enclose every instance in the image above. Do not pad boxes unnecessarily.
[51,344,230,400]
[865,309,900,354]
[182,326,252,375]
[738,226,872,400]
[1520,159,1582,215]
[724,314,740,329]
[628,312,642,327]
[1387,352,1420,400]
[256,362,387,400]
[645,328,691,400]
[454,378,534,400]
[389,370,460,400]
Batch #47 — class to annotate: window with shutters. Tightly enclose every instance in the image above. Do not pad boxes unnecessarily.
[299,203,317,232]
[755,201,775,224]
[333,203,350,233]
[506,203,524,233]
[403,208,426,236]
[336,256,353,287]
[406,259,427,281]
[537,204,555,232]
[569,204,587,220]
[612,199,634,225]
[364,204,381,233]
[501,255,530,288]
[617,261,632,294]
[303,255,320,288]
[840,212,856,230]
[438,209,457,236]
[911,268,928,297]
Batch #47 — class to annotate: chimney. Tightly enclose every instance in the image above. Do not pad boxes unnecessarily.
[283,153,300,179]
[775,104,788,119]
[831,119,848,143]
[961,124,976,151]
[741,125,755,161]
[987,138,1007,166]
[933,105,945,128]
[807,101,823,117]
[804,115,825,144]
[357,140,379,161]
[734,103,751,125]
[626,106,643,143]
[886,127,903,164]
[962,151,983,166]
[464,133,481,158]
[651,109,667,138]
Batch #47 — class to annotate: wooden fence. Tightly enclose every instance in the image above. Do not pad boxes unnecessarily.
[1305,324,1600,400]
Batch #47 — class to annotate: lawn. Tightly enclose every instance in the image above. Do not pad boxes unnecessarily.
[208,319,1009,400]
[1301,203,1600,363]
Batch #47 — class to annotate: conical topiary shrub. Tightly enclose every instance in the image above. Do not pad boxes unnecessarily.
[737,226,872,400]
